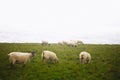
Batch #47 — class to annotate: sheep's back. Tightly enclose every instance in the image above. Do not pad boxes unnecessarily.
[79,51,91,59]
[9,52,31,62]
[44,51,57,59]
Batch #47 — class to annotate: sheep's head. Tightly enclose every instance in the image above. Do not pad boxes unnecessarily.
[31,51,36,57]
[55,58,59,63]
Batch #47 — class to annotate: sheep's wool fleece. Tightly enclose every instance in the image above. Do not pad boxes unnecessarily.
[42,51,58,60]
[9,52,32,63]
[79,51,91,62]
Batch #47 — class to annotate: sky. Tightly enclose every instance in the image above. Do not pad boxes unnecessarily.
[0,0,120,44]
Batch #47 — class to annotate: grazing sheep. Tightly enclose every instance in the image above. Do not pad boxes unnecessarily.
[67,40,78,47]
[58,41,67,45]
[8,51,36,67]
[58,41,63,45]
[62,41,67,45]
[41,50,59,63]
[79,51,91,64]
[41,40,50,46]
[76,40,84,44]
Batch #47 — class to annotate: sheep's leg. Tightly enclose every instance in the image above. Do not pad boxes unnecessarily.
[82,60,84,64]
[46,59,50,63]
[10,62,14,68]
[10,59,16,68]
[23,64,26,67]
[23,59,29,67]
[86,57,89,64]
[23,61,27,67]
[80,58,84,64]
[23,62,27,67]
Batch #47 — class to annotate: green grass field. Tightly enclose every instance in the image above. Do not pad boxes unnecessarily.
[0,43,120,80]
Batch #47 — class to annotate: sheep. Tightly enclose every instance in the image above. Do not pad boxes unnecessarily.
[76,40,84,44]
[58,41,67,45]
[62,41,67,45]
[41,40,50,46]
[67,40,78,47]
[58,41,68,45]
[79,51,91,64]
[8,51,36,67]
[41,50,59,63]
[58,41,63,45]
[58,40,82,46]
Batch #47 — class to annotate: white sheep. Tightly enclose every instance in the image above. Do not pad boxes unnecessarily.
[76,40,84,44]
[41,50,59,63]
[62,41,67,45]
[58,41,63,45]
[79,51,91,64]
[58,41,67,45]
[67,40,78,47]
[41,40,50,45]
[8,51,36,67]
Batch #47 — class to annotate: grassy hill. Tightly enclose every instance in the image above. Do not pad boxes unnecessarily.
[0,43,120,80]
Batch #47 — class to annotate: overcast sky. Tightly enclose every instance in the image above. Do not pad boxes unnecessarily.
[0,0,120,44]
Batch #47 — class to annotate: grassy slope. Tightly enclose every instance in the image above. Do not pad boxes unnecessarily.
[0,43,120,80]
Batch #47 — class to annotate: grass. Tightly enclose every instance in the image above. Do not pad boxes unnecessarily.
[0,43,120,80]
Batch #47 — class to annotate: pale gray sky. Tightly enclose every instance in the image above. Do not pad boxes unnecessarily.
[0,0,120,44]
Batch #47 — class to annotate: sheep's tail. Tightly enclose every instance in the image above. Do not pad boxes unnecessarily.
[41,51,45,61]
[8,52,13,56]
